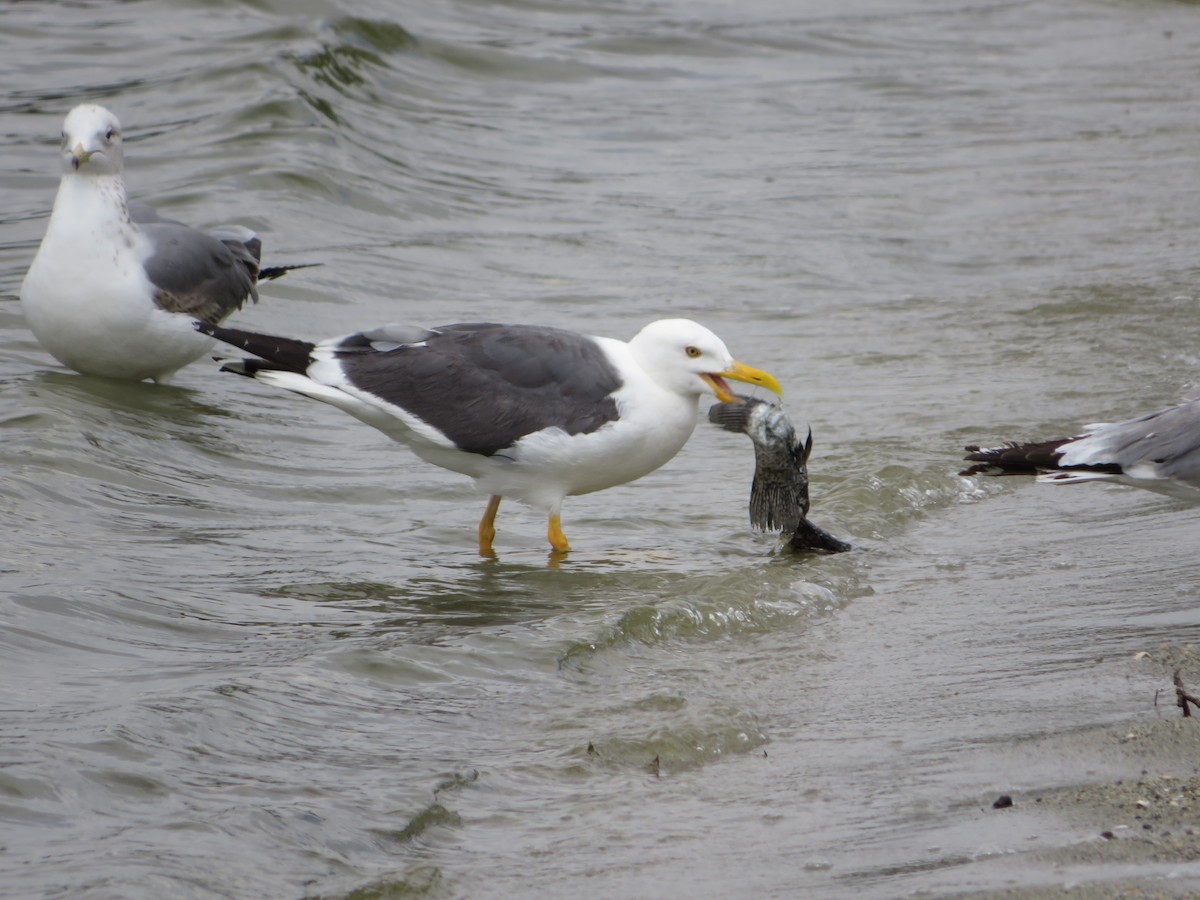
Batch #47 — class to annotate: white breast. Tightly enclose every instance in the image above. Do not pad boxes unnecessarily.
[21,175,214,380]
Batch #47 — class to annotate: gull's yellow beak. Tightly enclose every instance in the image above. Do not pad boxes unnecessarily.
[701,361,783,403]
[69,143,92,171]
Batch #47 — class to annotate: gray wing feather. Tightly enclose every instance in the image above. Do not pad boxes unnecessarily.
[132,202,262,269]
[140,221,258,325]
[1075,400,1200,482]
[354,324,443,351]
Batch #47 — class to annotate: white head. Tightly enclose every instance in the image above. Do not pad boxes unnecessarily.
[60,104,124,176]
[627,318,782,401]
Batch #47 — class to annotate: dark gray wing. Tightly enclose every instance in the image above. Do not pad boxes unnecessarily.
[139,221,259,325]
[334,323,624,456]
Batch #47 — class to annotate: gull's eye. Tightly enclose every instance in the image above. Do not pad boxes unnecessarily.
[685,345,701,358]
[105,127,114,141]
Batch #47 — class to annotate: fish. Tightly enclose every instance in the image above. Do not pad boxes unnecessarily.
[709,395,850,553]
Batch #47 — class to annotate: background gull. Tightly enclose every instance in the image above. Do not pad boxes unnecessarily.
[20,104,311,382]
[197,317,782,556]
[962,395,1200,501]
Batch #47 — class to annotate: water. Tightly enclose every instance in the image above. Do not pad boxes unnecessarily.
[2,0,1200,897]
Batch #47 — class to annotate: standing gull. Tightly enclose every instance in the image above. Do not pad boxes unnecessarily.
[961,396,1200,501]
[197,317,782,555]
[20,104,311,382]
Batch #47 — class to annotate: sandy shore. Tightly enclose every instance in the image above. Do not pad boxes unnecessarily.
[955,651,1200,898]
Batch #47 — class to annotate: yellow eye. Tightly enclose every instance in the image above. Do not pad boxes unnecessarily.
[685,345,701,358]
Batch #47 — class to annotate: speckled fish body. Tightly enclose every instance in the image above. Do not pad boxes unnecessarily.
[709,396,812,532]
[709,395,850,554]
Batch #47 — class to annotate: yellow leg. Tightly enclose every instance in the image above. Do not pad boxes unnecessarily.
[478,495,501,557]
[547,513,571,554]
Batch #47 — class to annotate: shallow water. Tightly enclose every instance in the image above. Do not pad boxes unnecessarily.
[3,1,1200,897]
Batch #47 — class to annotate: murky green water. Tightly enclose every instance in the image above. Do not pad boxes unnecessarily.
[3,1,1200,897]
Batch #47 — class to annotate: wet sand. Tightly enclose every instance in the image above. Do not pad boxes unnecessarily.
[960,651,1200,899]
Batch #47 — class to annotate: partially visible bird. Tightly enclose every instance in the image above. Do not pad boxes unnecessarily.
[20,103,312,382]
[197,317,783,556]
[961,396,1200,501]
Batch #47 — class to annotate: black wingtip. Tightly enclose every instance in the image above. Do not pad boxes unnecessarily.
[959,442,1043,477]
[195,321,316,374]
[959,462,1006,477]
[258,262,322,282]
[213,357,273,378]
[958,437,1121,478]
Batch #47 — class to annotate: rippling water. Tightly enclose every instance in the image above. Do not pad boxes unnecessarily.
[3,1,1200,897]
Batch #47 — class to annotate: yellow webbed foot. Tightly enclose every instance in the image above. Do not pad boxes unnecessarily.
[547,513,571,554]
[478,495,501,557]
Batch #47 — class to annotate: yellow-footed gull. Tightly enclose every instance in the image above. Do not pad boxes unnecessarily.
[197,317,783,556]
[20,103,312,382]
